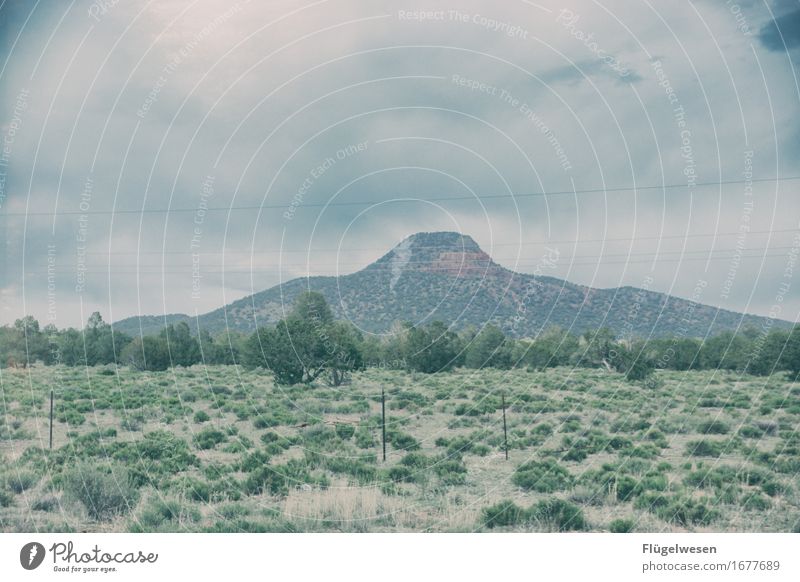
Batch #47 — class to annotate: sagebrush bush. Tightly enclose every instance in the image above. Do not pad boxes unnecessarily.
[132,497,200,531]
[6,470,39,494]
[385,465,417,483]
[355,426,375,449]
[609,518,635,533]
[386,429,420,451]
[244,460,322,497]
[482,500,525,528]
[32,495,59,512]
[173,476,211,502]
[0,488,13,507]
[219,503,250,520]
[512,459,573,492]
[193,410,210,423]
[61,465,138,521]
[741,492,771,511]
[528,498,586,531]
[433,456,468,486]
[193,427,227,450]
[686,440,725,457]
[400,452,430,469]
[334,423,355,440]
[635,493,718,526]
[697,420,729,435]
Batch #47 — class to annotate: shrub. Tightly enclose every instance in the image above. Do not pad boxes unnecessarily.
[738,426,764,439]
[32,496,59,512]
[697,420,729,435]
[609,518,635,533]
[193,427,227,450]
[309,455,378,484]
[193,410,210,423]
[174,476,211,502]
[112,431,198,487]
[244,460,317,497]
[6,471,39,494]
[0,489,13,507]
[219,503,250,520]
[386,465,417,483]
[445,436,476,455]
[741,493,771,511]
[686,440,724,457]
[512,459,573,492]
[57,409,86,426]
[760,479,784,497]
[133,498,200,531]
[355,426,375,449]
[400,452,430,469]
[528,498,586,531]
[636,493,718,526]
[223,437,252,453]
[239,450,272,473]
[531,423,554,436]
[253,416,279,429]
[756,421,778,436]
[61,465,138,521]
[482,500,525,529]
[433,456,468,486]
[335,423,355,440]
[387,430,420,451]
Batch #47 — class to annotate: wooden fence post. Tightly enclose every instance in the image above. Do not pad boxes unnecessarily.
[49,389,54,450]
[502,393,508,460]
[381,387,386,462]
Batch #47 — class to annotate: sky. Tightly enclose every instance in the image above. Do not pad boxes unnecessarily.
[0,0,798,329]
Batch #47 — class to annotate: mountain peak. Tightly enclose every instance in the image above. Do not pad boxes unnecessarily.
[368,231,500,277]
[402,231,482,252]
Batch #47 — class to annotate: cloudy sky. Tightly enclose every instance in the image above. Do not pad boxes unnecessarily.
[0,0,798,329]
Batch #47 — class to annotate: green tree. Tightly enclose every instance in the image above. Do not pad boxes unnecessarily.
[699,332,752,371]
[161,322,200,367]
[246,323,305,384]
[293,291,334,326]
[464,325,513,369]
[197,329,240,365]
[783,325,800,377]
[524,327,579,370]
[120,335,170,371]
[58,328,87,366]
[610,342,655,381]
[749,329,790,376]
[575,327,617,368]
[245,291,340,384]
[85,312,129,365]
[5,316,48,366]
[325,321,365,386]
[403,321,464,373]
[662,337,701,371]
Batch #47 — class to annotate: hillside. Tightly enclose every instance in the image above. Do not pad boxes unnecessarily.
[113,232,785,338]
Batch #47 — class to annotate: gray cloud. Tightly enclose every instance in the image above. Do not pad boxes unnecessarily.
[1,0,798,328]
[759,7,800,51]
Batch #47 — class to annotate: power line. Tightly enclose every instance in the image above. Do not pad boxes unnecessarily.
[25,249,799,275]
[4,175,799,218]
[59,246,800,270]
[79,227,800,256]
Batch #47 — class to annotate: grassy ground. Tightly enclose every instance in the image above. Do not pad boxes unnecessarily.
[1,364,798,532]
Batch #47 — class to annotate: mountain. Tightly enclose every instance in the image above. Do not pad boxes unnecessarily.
[113,231,788,339]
